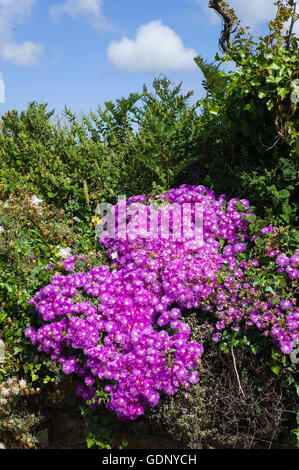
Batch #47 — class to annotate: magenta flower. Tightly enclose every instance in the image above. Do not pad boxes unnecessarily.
[280,342,293,354]
[280,299,293,310]
[44,264,53,270]
[260,225,278,234]
[276,254,289,267]
[25,184,298,421]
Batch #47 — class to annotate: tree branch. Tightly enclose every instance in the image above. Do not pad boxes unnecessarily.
[231,347,246,398]
[286,3,298,50]
[208,0,235,54]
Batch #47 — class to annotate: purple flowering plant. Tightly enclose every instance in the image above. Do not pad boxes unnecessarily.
[25,185,298,420]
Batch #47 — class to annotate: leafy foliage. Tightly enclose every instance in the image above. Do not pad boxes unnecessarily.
[194,0,298,224]
[0,0,297,449]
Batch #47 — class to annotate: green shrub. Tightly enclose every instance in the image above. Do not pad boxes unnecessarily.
[194,0,298,224]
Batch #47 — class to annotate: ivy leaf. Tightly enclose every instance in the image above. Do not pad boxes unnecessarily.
[220,342,229,354]
[269,63,280,71]
[208,104,220,115]
[258,90,267,99]
[271,366,280,375]
[266,99,275,111]
[277,87,290,100]
[86,438,95,449]
[243,103,254,112]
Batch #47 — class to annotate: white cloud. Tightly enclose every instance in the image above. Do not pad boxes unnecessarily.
[229,0,277,28]
[0,0,43,66]
[229,0,299,37]
[50,0,103,19]
[0,0,36,21]
[49,0,113,32]
[1,41,43,66]
[107,20,197,73]
[186,0,221,26]
[189,0,289,30]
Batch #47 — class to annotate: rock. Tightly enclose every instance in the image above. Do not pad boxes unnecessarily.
[36,429,48,449]
[47,411,89,449]
[34,379,182,449]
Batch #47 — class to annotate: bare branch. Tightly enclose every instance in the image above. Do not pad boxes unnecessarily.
[286,3,298,50]
[259,134,281,151]
[208,0,235,54]
[231,347,246,398]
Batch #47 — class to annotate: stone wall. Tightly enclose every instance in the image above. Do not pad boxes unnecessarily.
[34,378,182,450]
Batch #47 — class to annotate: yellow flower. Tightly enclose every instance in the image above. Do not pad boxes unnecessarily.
[90,215,101,226]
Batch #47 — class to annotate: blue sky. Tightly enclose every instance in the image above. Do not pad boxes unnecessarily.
[0,0,293,118]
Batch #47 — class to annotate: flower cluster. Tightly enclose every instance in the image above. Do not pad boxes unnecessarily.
[275,250,299,280]
[0,376,40,449]
[25,265,203,420]
[199,261,298,354]
[0,377,27,407]
[25,185,298,420]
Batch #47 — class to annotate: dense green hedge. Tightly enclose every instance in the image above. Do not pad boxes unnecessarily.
[0,4,297,225]
[0,0,298,449]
